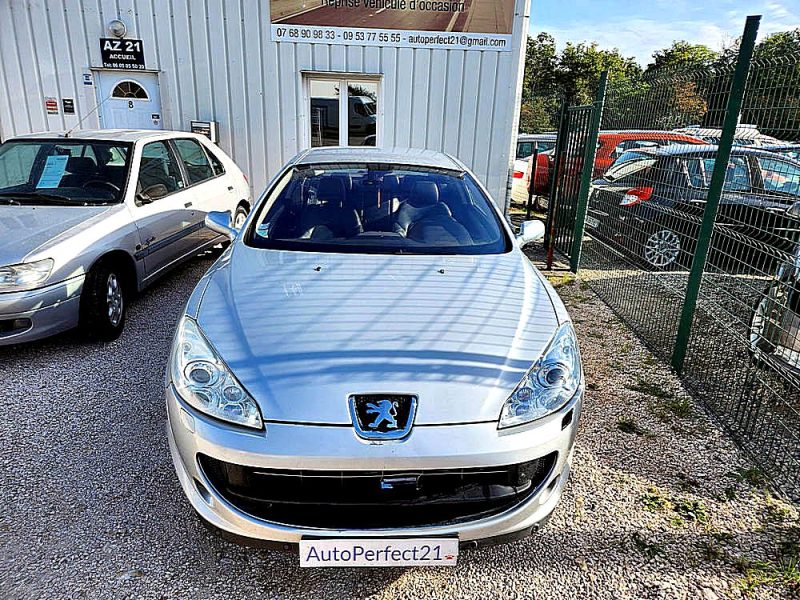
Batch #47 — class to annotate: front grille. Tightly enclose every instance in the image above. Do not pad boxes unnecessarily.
[198,452,557,529]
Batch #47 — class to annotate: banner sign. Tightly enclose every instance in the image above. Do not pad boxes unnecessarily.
[270,0,514,51]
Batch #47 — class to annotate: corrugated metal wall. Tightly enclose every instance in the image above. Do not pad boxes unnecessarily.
[0,0,529,206]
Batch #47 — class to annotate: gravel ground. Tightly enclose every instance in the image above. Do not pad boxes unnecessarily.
[1,253,798,600]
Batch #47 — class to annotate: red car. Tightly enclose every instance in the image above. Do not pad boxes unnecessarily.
[530,131,705,196]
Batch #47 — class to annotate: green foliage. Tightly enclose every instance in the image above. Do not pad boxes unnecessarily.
[519,32,640,133]
[521,27,800,140]
[645,41,718,75]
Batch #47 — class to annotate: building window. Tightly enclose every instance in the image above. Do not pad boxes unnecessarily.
[306,76,379,148]
[111,81,149,100]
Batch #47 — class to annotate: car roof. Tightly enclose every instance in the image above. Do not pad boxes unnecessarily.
[674,126,779,142]
[517,133,557,141]
[291,147,466,171]
[9,129,201,143]
[625,143,800,160]
[599,130,704,141]
[761,143,800,151]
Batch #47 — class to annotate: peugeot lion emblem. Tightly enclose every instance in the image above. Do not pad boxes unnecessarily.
[349,394,417,440]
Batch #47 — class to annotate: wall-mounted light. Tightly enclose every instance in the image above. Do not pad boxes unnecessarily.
[108,19,127,38]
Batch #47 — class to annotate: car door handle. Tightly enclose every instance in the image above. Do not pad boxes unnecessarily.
[227,186,234,191]
[184,201,193,208]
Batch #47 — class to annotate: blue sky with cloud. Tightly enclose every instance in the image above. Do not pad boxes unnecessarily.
[532,0,800,66]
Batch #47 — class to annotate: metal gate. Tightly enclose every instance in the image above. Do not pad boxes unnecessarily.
[545,73,607,270]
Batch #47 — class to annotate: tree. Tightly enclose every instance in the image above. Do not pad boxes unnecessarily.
[645,41,718,75]
[517,33,641,132]
[556,42,641,105]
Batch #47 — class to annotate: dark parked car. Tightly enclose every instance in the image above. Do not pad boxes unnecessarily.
[530,131,704,197]
[762,143,800,163]
[586,144,800,269]
[749,201,800,381]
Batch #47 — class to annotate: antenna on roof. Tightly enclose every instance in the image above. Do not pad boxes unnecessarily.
[65,90,113,137]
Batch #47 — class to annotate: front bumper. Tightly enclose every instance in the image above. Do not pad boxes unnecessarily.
[167,384,582,547]
[0,275,84,345]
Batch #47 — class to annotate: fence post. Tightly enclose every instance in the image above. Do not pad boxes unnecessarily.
[569,70,608,273]
[671,15,761,374]
[545,99,568,268]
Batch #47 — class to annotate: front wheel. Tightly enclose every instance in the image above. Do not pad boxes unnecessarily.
[79,261,127,342]
[749,283,787,358]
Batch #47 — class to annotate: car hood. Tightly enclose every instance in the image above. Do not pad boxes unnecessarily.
[195,246,561,425]
[0,205,117,264]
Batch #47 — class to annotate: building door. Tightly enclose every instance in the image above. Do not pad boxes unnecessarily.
[305,76,380,147]
[96,72,162,130]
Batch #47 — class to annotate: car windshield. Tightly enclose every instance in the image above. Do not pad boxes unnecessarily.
[247,164,510,255]
[0,139,132,204]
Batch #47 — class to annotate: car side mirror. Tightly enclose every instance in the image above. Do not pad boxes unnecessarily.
[136,191,152,205]
[515,220,545,246]
[137,184,168,205]
[788,201,800,219]
[205,210,238,240]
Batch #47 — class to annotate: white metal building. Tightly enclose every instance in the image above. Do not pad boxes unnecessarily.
[0,0,530,208]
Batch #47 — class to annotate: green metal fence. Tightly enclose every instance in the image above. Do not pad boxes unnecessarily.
[555,15,800,500]
[545,76,606,269]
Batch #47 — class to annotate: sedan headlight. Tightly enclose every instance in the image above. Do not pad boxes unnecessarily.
[0,258,54,292]
[170,316,263,429]
[499,322,582,428]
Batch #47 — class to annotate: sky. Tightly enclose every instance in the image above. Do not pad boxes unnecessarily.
[532,0,800,66]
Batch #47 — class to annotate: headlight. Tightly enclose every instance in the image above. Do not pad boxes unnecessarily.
[170,316,263,429]
[0,258,54,291]
[499,322,582,428]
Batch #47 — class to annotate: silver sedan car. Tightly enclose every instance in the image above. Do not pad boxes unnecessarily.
[167,147,583,566]
[0,130,251,345]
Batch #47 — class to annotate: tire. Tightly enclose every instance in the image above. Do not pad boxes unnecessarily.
[642,227,681,270]
[79,260,127,342]
[749,283,785,359]
[232,204,249,230]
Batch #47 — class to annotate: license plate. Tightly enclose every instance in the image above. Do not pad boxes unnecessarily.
[585,215,600,229]
[299,538,458,567]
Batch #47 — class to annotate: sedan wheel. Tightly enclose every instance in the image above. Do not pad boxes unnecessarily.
[750,284,784,355]
[644,229,680,268]
[106,273,124,327]
[79,260,127,342]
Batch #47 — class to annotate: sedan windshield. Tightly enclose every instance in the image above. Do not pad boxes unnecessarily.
[0,139,132,204]
[247,164,510,254]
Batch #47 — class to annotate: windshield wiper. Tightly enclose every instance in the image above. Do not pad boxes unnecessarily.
[0,191,76,205]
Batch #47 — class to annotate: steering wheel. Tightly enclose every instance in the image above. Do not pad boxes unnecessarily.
[82,180,121,193]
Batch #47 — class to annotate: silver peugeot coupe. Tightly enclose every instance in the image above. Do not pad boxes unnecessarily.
[167,147,583,566]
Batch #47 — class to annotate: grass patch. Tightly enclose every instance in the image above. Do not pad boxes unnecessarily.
[662,396,692,419]
[642,487,672,512]
[737,554,800,595]
[628,378,693,420]
[546,273,575,289]
[627,378,674,400]
[617,417,648,436]
[673,499,710,524]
